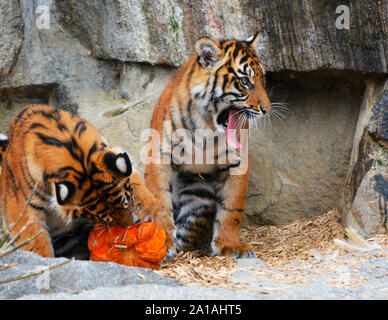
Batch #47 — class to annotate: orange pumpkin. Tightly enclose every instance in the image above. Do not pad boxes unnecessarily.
[88,222,167,270]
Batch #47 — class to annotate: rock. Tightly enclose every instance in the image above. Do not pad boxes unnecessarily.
[245,72,363,224]
[0,0,120,111]
[342,80,388,237]
[368,89,388,144]
[54,0,388,73]
[76,63,175,175]
[0,250,261,300]
[0,250,179,299]
[2,248,388,299]
[0,1,24,76]
[347,166,388,236]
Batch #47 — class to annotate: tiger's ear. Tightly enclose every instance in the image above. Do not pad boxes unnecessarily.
[104,152,132,177]
[0,134,8,163]
[247,32,264,55]
[0,134,8,151]
[195,37,222,70]
[55,181,75,205]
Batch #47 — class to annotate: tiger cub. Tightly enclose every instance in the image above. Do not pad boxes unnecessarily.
[145,33,272,258]
[0,104,157,258]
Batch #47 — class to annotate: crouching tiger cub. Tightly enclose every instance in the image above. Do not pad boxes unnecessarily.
[145,33,272,258]
[0,104,157,258]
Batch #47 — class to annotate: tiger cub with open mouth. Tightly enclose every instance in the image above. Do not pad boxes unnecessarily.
[145,33,272,258]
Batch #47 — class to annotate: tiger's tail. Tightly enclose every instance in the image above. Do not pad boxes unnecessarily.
[0,133,8,165]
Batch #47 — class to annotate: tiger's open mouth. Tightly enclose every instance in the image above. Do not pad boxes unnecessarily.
[216,107,240,128]
[216,107,247,149]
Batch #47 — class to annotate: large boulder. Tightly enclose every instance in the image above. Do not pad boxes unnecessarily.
[342,80,388,236]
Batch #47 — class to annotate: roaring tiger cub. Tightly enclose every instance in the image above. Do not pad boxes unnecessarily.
[0,104,157,258]
[145,33,271,258]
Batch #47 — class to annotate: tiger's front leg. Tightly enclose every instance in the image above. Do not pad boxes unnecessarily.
[145,163,176,257]
[211,166,256,258]
[129,172,159,223]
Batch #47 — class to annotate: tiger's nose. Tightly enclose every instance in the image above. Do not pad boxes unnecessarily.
[254,106,269,115]
[261,107,270,115]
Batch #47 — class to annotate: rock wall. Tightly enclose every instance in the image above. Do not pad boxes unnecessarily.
[341,79,388,237]
[0,0,387,226]
[55,0,388,72]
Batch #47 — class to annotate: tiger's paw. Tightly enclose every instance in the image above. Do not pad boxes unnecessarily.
[163,247,177,261]
[132,210,151,224]
[163,232,177,260]
[211,243,256,259]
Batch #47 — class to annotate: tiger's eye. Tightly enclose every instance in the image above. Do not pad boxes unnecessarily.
[240,77,250,87]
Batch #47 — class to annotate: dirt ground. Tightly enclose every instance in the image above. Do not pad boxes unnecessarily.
[157,209,388,291]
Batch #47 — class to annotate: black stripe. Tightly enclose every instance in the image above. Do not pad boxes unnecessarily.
[243,63,248,73]
[10,106,33,142]
[20,161,34,188]
[176,204,216,225]
[43,170,62,182]
[219,91,244,99]
[178,100,190,131]
[36,133,64,147]
[86,142,98,165]
[25,165,50,196]
[4,159,18,200]
[96,207,108,215]
[186,61,196,92]
[216,161,241,172]
[57,166,84,177]
[180,188,217,200]
[175,232,190,243]
[90,162,103,176]
[187,99,197,131]
[111,196,122,206]
[224,43,233,52]
[221,74,229,92]
[74,120,87,138]
[233,47,240,60]
[29,202,46,212]
[222,206,244,213]
[93,179,110,189]
[227,66,239,77]
[169,108,177,132]
[82,185,96,201]
[238,68,248,76]
[234,79,243,91]
[210,70,220,113]
[24,123,48,136]
[201,77,210,99]
[31,189,49,202]
[240,55,249,64]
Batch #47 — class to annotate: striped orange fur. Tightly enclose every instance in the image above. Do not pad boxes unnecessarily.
[0,105,157,258]
[145,33,271,258]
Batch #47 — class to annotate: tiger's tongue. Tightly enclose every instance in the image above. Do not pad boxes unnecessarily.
[226,110,243,149]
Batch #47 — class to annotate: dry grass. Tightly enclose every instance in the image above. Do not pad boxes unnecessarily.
[157,209,388,289]
[243,208,345,268]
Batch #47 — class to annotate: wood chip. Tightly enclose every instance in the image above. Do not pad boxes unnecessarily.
[156,208,388,289]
